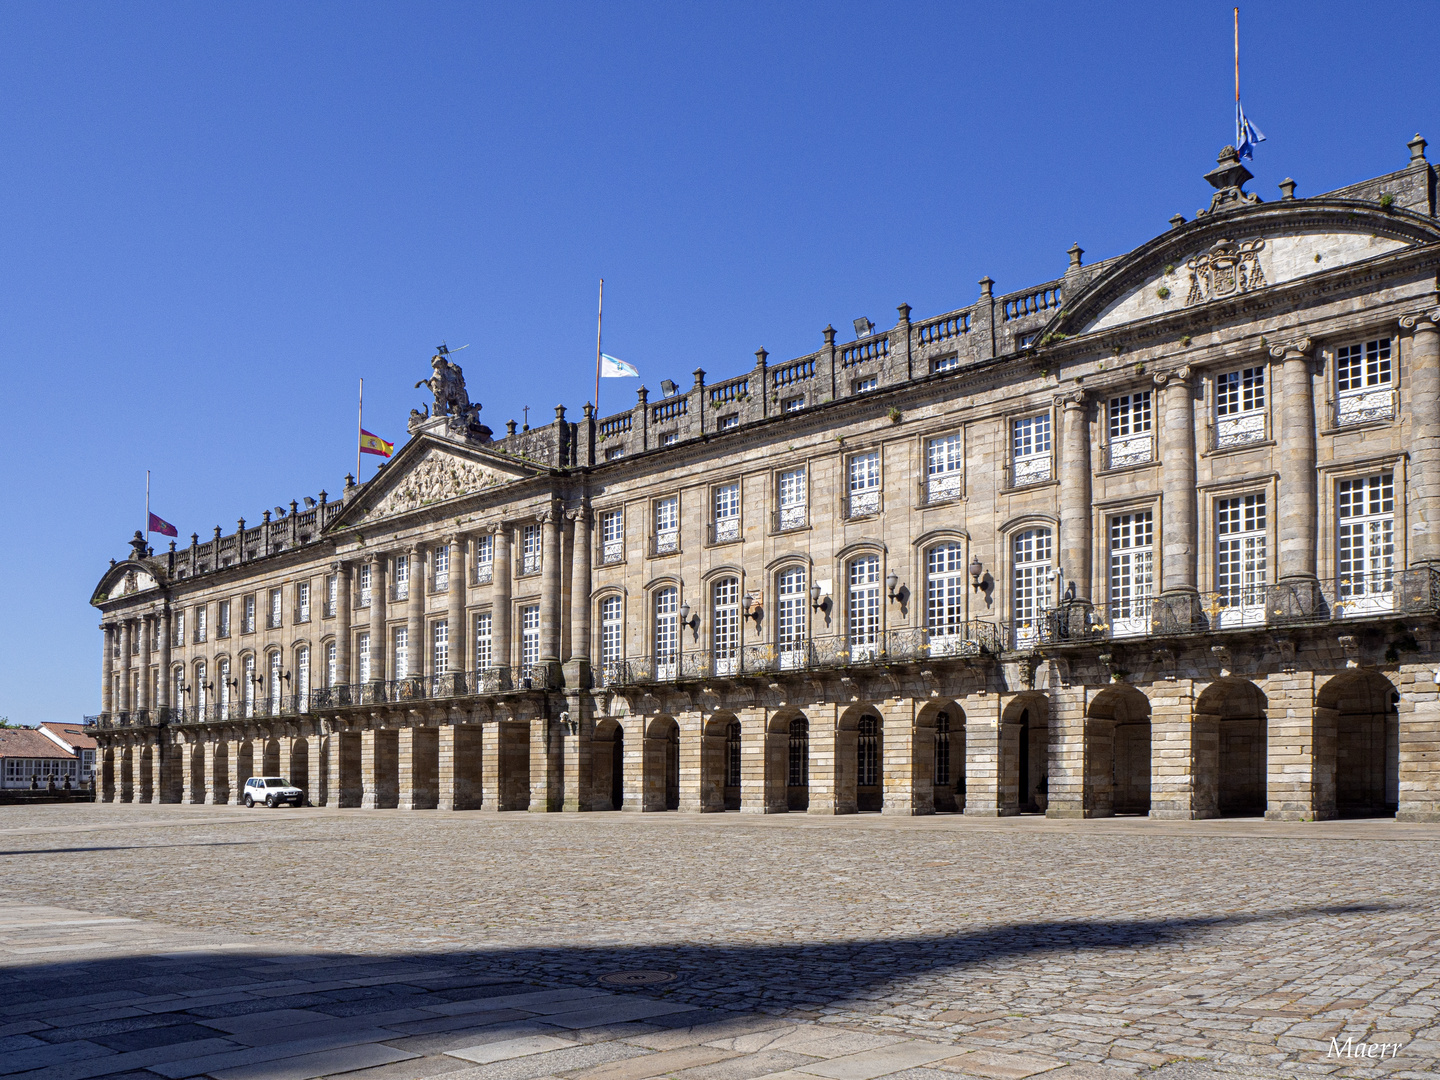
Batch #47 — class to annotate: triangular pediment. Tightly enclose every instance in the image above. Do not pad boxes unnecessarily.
[339,440,533,527]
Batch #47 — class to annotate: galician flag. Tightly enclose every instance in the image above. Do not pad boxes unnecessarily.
[147,512,178,538]
[359,428,394,458]
[600,353,638,378]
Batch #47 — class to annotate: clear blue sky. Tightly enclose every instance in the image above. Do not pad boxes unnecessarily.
[1,2,1435,725]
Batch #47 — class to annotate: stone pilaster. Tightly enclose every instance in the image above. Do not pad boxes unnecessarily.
[149,734,163,803]
[1264,670,1330,821]
[226,738,243,805]
[805,705,841,815]
[157,608,171,710]
[203,737,222,805]
[361,727,380,809]
[1401,309,1440,565]
[565,505,592,689]
[180,736,197,804]
[101,623,115,716]
[1396,665,1440,821]
[118,620,132,714]
[333,562,352,687]
[676,709,703,812]
[1157,367,1199,596]
[540,504,562,665]
[1058,391,1091,597]
[1045,683,1087,818]
[560,700,593,812]
[406,544,424,679]
[1273,337,1317,581]
[881,699,932,815]
[492,527,512,671]
[962,693,1001,816]
[446,536,466,677]
[137,614,152,713]
[369,553,387,679]
[325,725,342,807]
[1147,681,1209,819]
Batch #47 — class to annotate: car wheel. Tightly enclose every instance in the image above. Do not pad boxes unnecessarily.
[265,794,275,808]
[243,795,253,808]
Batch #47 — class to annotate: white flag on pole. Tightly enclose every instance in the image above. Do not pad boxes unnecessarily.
[600,353,638,378]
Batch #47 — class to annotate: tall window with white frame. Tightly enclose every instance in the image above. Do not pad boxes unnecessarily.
[433,545,450,591]
[1335,339,1395,425]
[358,565,372,607]
[356,631,372,684]
[599,510,623,565]
[519,605,541,670]
[175,610,184,646]
[712,482,740,543]
[326,641,337,688]
[297,581,310,623]
[196,661,207,715]
[848,451,881,517]
[1215,494,1267,627]
[934,711,951,787]
[392,626,409,681]
[1108,391,1154,467]
[1215,366,1266,447]
[926,542,967,654]
[242,655,255,717]
[394,554,410,600]
[1108,511,1154,637]
[474,534,494,583]
[778,467,807,530]
[243,595,255,633]
[269,588,282,629]
[431,620,449,686]
[522,524,541,575]
[1337,473,1395,614]
[1012,414,1052,485]
[654,496,679,555]
[474,612,493,671]
[1012,528,1053,648]
[196,606,207,643]
[296,646,309,713]
[848,555,882,661]
[598,596,622,684]
[726,720,742,788]
[712,577,740,675]
[218,599,230,638]
[218,658,231,720]
[777,566,808,669]
[788,717,808,788]
[926,433,963,503]
[267,651,281,714]
[173,667,184,719]
[653,587,678,679]
[326,574,338,618]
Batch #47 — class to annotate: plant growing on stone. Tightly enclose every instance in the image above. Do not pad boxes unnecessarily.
[1180,334,1192,346]
[1380,193,1396,208]
[887,406,903,423]
[1156,286,1171,300]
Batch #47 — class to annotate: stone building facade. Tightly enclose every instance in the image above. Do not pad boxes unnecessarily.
[90,142,1440,822]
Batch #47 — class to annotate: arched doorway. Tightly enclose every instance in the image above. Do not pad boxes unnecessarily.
[1318,671,1399,818]
[698,713,736,812]
[290,738,310,804]
[1085,685,1151,817]
[593,719,624,810]
[923,702,966,813]
[787,716,810,811]
[263,738,281,777]
[1001,694,1048,814]
[1195,679,1268,817]
[644,716,680,811]
[857,714,882,812]
[724,718,742,811]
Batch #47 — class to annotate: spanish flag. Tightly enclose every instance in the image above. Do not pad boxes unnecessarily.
[359,428,393,458]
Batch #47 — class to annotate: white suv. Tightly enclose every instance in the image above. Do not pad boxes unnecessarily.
[242,776,304,808]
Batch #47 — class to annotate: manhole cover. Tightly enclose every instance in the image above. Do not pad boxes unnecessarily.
[598,970,676,987]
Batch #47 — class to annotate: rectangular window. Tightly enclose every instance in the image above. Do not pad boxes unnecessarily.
[357,632,372,683]
[1337,473,1395,614]
[777,566,808,669]
[932,354,959,373]
[474,611,493,669]
[926,542,966,652]
[1214,366,1267,447]
[782,396,804,412]
[777,467,807,531]
[242,655,255,716]
[1107,511,1155,638]
[711,482,740,543]
[1215,494,1267,627]
[243,596,254,634]
[522,524,541,575]
[175,610,184,645]
[847,555,882,661]
[326,574,338,618]
[1012,528,1053,648]
[719,414,739,431]
[653,588,677,679]
[654,496,679,555]
[853,376,877,393]
[712,578,740,675]
[520,604,541,667]
[326,641,337,688]
[196,606,207,643]
[269,588,282,629]
[217,600,230,638]
[433,545,450,591]
[473,534,494,583]
[600,596,623,664]
[1108,391,1154,467]
[394,555,410,600]
[358,565,372,607]
[297,581,311,623]
[926,433,963,503]
[661,431,678,446]
[267,651,281,714]
[848,452,881,517]
[432,620,449,675]
[599,509,624,565]
[1336,339,1396,424]
[605,446,624,461]
[1012,414,1052,485]
[393,626,409,681]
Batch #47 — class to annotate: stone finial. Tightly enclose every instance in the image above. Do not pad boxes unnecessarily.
[554,404,566,422]
[636,386,648,404]
[237,518,245,534]
[693,368,706,387]
[896,303,912,323]
[168,540,176,553]
[823,324,836,347]
[289,500,298,515]
[1199,146,1260,215]
[1278,178,1297,200]
[1169,213,1187,229]
[1067,243,1084,269]
[1409,133,1428,164]
[978,276,994,298]
[129,531,148,560]
[318,490,327,505]
[583,402,595,419]
[506,419,517,437]
[754,348,769,366]
[344,473,355,489]
[190,533,199,546]
[213,526,223,541]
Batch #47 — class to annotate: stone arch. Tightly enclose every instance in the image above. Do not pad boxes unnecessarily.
[138,743,154,803]
[696,711,737,812]
[644,715,680,811]
[1001,693,1049,814]
[118,742,134,802]
[777,709,811,812]
[188,741,205,803]
[1195,678,1268,817]
[289,736,310,802]
[1317,670,1399,818]
[839,704,883,812]
[100,745,115,802]
[592,717,624,811]
[262,736,282,776]
[919,700,966,813]
[1085,685,1151,817]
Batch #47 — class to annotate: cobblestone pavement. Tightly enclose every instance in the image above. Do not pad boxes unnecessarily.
[0,807,1436,1080]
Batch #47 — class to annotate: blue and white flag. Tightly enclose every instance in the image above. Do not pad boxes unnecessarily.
[600,353,638,378]
[1236,101,1266,161]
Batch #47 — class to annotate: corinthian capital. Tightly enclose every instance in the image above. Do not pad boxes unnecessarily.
[1268,336,1313,360]
[1399,307,1440,331]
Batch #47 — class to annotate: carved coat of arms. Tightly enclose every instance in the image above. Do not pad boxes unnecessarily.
[1186,238,1266,304]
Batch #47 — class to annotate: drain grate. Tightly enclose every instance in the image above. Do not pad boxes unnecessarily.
[598,970,677,987]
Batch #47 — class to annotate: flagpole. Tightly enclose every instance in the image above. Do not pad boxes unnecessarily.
[357,378,364,483]
[145,470,150,542]
[1234,7,1240,146]
[594,278,604,414]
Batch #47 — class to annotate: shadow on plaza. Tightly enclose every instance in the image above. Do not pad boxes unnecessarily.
[1,902,1396,1019]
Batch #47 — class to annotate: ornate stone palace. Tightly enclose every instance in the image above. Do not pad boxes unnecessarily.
[91,141,1440,821]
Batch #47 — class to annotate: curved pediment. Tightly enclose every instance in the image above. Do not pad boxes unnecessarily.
[1053,201,1440,339]
[92,560,163,606]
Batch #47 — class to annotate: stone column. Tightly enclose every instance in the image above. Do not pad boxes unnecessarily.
[529,715,560,811]
[805,705,840,814]
[739,707,770,813]
[1401,309,1440,565]
[180,736,197,804]
[881,699,932,816]
[540,504,562,666]
[118,620,133,714]
[1147,680,1209,819]
[1155,368,1201,628]
[962,693,1002,816]
[101,623,115,717]
[1265,670,1330,820]
[492,527,512,673]
[308,725,325,806]
[1046,682,1087,818]
[1396,665,1440,821]
[369,553,387,679]
[226,737,243,805]
[1058,391,1092,598]
[480,721,503,811]
[407,544,424,679]
[157,608,171,711]
[566,506,591,689]
[333,562,352,687]
[361,727,380,809]
[203,737,221,805]
[1274,338,1318,581]
[137,614,153,714]
[447,535,467,679]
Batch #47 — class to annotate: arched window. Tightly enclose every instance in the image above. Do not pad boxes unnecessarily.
[173,666,184,716]
[927,543,966,653]
[654,587,678,679]
[218,658,232,720]
[777,566,807,668]
[599,595,623,683]
[725,720,742,788]
[858,715,880,788]
[848,555,881,661]
[788,718,809,788]
[296,646,310,714]
[242,655,255,717]
[712,577,740,675]
[268,651,282,714]
[934,711,951,786]
[1012,528,1053,648]
[195,661,208,716]
[326,641,338,688]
